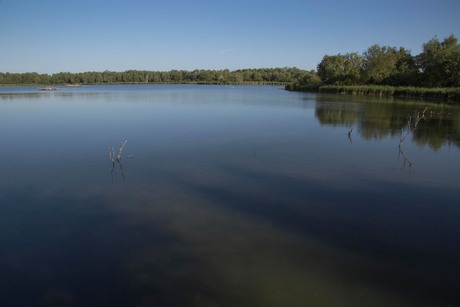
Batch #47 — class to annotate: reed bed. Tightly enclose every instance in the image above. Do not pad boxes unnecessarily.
[286,84,460,103]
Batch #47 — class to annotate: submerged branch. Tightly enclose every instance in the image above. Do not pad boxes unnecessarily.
[109,140,130,182]
[399,107,430,147]
[398,146,412,169]
[117,140,128,162]
[109,146,115,164]
[347,127,353,144]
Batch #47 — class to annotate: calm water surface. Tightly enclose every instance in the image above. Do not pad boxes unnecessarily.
[1,85,459,306]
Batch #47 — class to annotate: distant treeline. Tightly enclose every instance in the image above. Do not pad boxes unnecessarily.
[287,35,460,101]
[0,67,310,85]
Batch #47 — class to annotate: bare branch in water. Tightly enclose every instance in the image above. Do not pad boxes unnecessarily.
[109,140,130,182]
[109,146,115,164]
[398,146,412,169]
[117,140,128,162]
[399,107,430,147]
[347,127,353,144]
[118,160,126,180]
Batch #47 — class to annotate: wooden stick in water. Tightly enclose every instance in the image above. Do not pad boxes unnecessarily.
[117,140,128,162]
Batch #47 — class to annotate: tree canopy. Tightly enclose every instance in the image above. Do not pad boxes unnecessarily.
[314,35,460,88]
[317,53,362,85]
[417,35,460,87]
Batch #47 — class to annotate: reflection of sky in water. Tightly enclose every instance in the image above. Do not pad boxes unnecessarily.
[0,85,459,306]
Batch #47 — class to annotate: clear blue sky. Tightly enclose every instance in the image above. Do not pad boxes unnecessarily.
[0,0,459,74]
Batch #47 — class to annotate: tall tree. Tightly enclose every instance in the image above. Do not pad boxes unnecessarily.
[317,53,362,85]
[362,45,393,84]
[391,47,419,86]
[361,45,418,86]
[417,35,460,87]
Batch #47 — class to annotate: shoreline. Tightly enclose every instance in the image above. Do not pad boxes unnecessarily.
[0,81,287,87]
[286,84,460,104]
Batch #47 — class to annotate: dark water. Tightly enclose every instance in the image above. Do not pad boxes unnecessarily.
[1,85,459,306]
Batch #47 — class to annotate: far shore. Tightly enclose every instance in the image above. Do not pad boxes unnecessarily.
[0,81,287,87]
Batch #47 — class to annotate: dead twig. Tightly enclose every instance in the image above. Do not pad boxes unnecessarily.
[109,140,130,182]
[117,140,128,162]
[398,146,412,169]
[109,146,115,164]
[399,107,429,147]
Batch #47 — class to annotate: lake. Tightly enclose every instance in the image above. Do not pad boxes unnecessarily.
[0,84,459,306]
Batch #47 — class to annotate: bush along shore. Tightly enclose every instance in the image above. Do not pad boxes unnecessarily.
[285,84,460,103]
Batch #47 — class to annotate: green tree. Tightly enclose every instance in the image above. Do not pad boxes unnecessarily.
[170,70,183,82]
[391,48,419,86]
[362,45,395,84]
[362,45,418,85]
[417,35,460,87]
[297,71,322,85]
[317,53,362,85]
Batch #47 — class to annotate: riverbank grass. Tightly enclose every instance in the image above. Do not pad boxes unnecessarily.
[286,84,460,103]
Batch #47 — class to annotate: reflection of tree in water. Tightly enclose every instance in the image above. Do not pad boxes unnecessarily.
[412,114,460,150]
[354,104,407,140]
[314,101,361,128]
[314,97,460,150]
